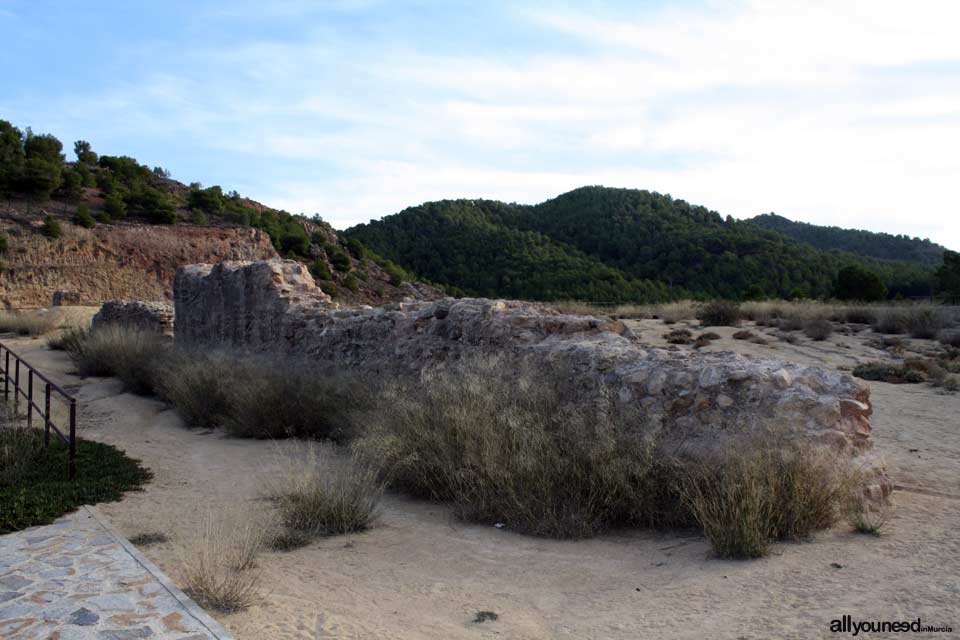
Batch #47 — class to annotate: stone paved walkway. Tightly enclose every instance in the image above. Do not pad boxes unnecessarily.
[0,507,233,640]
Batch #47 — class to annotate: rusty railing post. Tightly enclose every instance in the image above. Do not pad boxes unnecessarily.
[2,348,7,400]
[13,357,19,414]
[69,399,77,480]
[27,369,33,428]
[44,382,51,447]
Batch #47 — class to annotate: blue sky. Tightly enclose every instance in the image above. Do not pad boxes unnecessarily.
[2,1,959,249]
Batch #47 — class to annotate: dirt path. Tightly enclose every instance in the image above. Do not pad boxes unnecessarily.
[6,329,959,640]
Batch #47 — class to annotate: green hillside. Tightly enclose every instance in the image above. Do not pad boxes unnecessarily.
[748,213,944,267]
[347,187,936,302]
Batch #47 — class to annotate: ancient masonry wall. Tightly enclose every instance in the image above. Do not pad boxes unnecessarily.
[92,300,175,336]
[174,259,890,497]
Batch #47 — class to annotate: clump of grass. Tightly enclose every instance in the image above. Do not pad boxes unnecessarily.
[129,531,169,546]
[0,310,58,337]
[677,443,856,559]
[473,611,499,624]
[47,326,88,351]
[905,307,946,339]
[940,330,960,348]
[269,529,313,552]
[354,358,684,538]
[220,359,362,441]
[839,307,877,325]
[872,309,908,335]
[178,514,263,613]
[732,329,754,340]
[697,301,741,327]
[153,349,240,430]
[65,325,168,394]
[266,445,382,540]
[654,301,698,324]
[693,332,721,348]
[803,318,834,341]
[663,327,694,344]
[852,362,926,384]
[847,497,890,536]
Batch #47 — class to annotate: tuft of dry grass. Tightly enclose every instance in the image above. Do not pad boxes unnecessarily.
[353,357,686,538]
[847,496,890,536]
[47,326,88,351]
[696,301,741,327]
[178,513,264,613]
[872,309,909,335]
[0,310,58,337]
[265,444,382,540]
[803,318,834,341]
[64,325,168,394]
[676,442,857,559]
[904,307,946,339]
[652,301,698,324]
[663,327,694,344]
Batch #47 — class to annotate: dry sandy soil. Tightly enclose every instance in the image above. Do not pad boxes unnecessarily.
[6,319,959,640]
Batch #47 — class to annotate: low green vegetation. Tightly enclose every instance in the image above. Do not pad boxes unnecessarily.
[0,409,150,533]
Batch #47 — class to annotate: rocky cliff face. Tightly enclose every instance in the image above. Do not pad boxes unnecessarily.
[175,259,889,498]
[0,217,277,308]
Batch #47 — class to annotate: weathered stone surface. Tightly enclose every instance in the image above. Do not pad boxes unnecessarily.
[92,300,175,336]
[174,259,889,496]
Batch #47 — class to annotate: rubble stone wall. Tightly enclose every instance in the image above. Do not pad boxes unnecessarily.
[92,300,175,336]
[174,259,889,497]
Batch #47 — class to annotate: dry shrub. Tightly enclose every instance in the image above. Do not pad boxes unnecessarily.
[663,328,694,344]
[221,360,362,441]
[354,358,684,538]
[940,330,960,348]
[853,362,925,384]
[266,444,382,539]
[153,350,363,440]
[732,330,755,340]
[905,307,946,339]
[677,443,856,558]
[0,310,58,337]
[697,301,741,327]
[47,326,88,352]
[847,496,890,536]
[872,309,908,335]
[65,325,168,393]
[654,301,698,324]
[839,307,877,325]
[178,512,264,612]
[803,318,834,341]
[153,350,238,430]
[693,332,721,348]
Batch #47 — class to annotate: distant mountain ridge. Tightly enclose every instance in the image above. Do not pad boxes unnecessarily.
[346,186,937,302]
[747,213,945,267]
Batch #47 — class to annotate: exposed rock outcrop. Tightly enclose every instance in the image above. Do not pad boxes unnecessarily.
[174,259,889,497]
[92,300,175,336]
[0,220,278,308]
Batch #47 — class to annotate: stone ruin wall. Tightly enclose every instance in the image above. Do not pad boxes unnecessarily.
[91,300,175,336]
[173,259,890,498]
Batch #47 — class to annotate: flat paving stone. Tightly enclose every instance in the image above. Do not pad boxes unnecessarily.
[0,507,233,639]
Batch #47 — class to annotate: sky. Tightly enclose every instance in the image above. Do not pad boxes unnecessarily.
[1,0,958,249]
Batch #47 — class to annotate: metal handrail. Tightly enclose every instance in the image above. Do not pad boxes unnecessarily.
[0,341,78,479]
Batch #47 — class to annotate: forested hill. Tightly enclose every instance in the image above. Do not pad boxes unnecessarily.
[346,186,936,302]
[748,213,945,267]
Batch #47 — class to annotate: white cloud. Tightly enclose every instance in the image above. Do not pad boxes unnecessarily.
[10,1,959,249]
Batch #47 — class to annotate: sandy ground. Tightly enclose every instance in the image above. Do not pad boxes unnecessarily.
[5,322,959,640]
